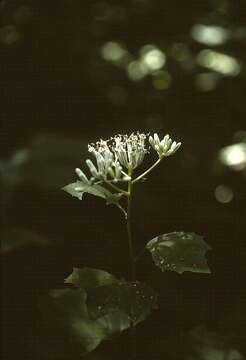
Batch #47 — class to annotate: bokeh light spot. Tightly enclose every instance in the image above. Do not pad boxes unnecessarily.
[197,49,241,76]
[140,44,166,71]
[191,24,229,46]
[101,41,127,62]
[127,61,148,81]
[215,185,233,203]
[219,143,246,171]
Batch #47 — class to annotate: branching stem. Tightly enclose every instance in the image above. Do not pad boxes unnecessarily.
[132,157,161,184]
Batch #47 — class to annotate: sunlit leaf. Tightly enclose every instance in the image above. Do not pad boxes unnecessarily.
[62,182,123,206]
[146,232,211,274]
[62,181,111,200]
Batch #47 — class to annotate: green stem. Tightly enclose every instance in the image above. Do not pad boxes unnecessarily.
[105,180,129,195]
[132,157,162,184]
[126,169,137,358]
[126,170,136,281]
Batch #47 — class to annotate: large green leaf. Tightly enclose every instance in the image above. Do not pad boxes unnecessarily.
[39,268,157,357]
[62,181,111,200]
[65,268,157,325]
[38,287,116,358]
[146,232,211,274]
[86,280,158,324]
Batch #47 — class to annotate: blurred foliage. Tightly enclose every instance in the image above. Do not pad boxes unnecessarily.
[0,228,49,253]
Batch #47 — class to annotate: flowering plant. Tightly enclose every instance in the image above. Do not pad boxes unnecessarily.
[61,132,211,357]
[63,132,181,215]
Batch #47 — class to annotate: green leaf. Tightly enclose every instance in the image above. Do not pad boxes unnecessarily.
[38,288,113,357]
[62,181,111,200]
[65,268,157,325]
[39,268,157,357]
[146,232,211,274]
[64,267,118,290]
[105,193,123,205]
[86,280,158,324]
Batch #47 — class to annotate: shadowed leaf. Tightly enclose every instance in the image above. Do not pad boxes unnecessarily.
[65,268,157,325]
[39,267,157,357]
[38,288,118,358]
[87,280,158,324]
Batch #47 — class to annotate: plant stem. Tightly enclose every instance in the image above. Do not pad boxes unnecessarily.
[126,168,137,358]
[132,157,161,184]
[126,169,136,281]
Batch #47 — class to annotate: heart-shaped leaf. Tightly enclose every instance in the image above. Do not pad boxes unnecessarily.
[39,267,157,357]
[146,232,211,274]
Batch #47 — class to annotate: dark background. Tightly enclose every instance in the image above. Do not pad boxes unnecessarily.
[1,0,246,359]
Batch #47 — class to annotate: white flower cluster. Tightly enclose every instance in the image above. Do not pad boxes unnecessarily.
[149,133,181,158]
[112,133,148,170]
[75,139,131,185]
[75,132,181,185]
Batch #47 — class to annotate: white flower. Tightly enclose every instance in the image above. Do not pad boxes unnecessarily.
[75,138,131,184]
[111,132,148,170]
[75,167,92,185]
[149,133,181,158]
